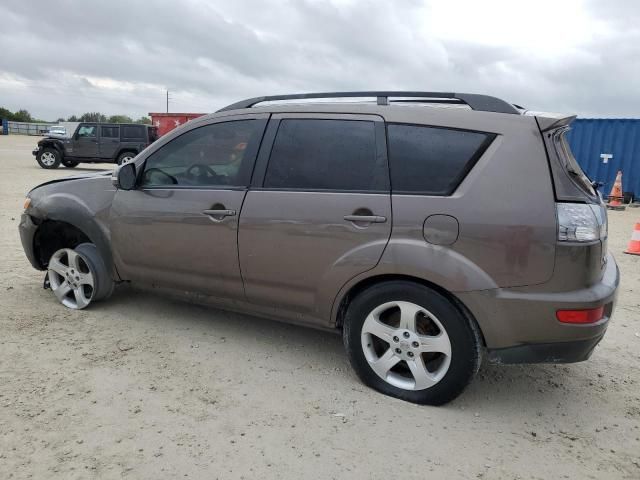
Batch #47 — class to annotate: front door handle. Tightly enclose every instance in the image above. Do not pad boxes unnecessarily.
[202,209,236,221]
[343,214,387,223]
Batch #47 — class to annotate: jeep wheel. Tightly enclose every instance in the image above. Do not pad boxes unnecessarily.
[117,151,136,165]
[342,281,481,405]
[62,158,79,168]
[37,148,61,169]
[46,243,114,310]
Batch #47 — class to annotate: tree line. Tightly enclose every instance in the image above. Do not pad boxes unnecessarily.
[0,107,150,125]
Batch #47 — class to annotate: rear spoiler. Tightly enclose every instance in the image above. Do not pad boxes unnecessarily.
[524,111,577,131]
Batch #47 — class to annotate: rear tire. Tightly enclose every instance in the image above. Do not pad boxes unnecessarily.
[342,281,481,405]
[36,148,61,169]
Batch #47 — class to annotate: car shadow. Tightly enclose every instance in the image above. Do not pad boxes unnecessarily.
[94,285,601,411]
[55,166,114,172]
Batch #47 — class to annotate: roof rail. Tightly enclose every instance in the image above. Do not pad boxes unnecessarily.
[217,91,520,115]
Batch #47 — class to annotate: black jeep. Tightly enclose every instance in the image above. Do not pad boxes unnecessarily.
[33,123,159,169]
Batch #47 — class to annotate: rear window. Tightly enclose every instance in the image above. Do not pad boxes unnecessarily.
[264,119,387,191]
[121,125,145,140]
[387,124,494,195]
[553,129,596,197]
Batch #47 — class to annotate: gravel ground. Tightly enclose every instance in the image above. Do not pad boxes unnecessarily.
[1,134,639,479]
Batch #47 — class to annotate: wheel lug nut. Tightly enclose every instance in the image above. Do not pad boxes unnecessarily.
[403,332,410,338]
[407,352,414,358]
[395,348,402,354]
[412,341,419,348]
[393,336,399,342]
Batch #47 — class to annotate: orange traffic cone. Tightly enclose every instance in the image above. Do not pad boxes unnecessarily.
[607,171,626,211]
[625,222,640,256]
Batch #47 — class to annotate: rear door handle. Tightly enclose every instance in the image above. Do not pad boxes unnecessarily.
[343,214,387,223]
[202,209,236,220]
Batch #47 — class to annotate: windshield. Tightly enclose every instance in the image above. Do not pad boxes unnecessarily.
[553,128,596,197]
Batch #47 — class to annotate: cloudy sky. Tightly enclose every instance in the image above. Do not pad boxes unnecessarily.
[1,0,638,120]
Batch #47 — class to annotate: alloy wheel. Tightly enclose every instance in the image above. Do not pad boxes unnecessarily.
[47,248,95,309]
[40,151,56,166]
[361,301,452,390]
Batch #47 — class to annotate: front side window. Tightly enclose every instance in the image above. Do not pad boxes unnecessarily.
[141,120,258,188]
[387,124,494,195]
[77,125,97,138]
[263,119,386,191]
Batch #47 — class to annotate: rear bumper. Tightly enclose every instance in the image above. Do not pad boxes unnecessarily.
[486,335,605,364]
[458,252,619,364]
[32,148,40,157]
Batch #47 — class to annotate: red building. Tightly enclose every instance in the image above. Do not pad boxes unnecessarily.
[149,112,207,136]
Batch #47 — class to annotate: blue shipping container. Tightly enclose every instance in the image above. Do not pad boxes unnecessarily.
[566,118,640,200]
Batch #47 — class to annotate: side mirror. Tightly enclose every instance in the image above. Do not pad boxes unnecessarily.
[112,163,137,190]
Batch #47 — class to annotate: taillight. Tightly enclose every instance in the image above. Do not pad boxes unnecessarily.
[556,306,605,324]
[556,203,606,242]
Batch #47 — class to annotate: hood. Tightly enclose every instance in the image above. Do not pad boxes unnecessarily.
[28,170,112,194]
[38,135,70,146]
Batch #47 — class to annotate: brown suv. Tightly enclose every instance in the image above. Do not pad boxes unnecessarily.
[19,92,619,405]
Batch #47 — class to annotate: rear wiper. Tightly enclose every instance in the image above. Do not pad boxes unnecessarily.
[566,168,601,192]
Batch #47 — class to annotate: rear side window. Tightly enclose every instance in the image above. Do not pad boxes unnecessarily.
[101,126,119,138]
[553,129,596,197]
[264,119,387,191]
[121,125,145,140]
[387,124,494,195]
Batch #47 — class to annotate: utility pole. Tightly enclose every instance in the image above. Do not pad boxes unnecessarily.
[166,89,169,113]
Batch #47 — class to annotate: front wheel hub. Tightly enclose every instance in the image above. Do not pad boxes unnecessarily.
[47,248,96,309]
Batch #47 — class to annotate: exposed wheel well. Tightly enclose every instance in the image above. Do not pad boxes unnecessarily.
[116,149,138,159]
[33,220,91,268]
[334,274,486,347]
[40,140,64,153]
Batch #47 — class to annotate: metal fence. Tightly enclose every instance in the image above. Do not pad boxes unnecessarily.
[7,121,53,136]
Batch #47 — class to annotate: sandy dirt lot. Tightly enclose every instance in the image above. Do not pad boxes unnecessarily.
[1,134,639,479]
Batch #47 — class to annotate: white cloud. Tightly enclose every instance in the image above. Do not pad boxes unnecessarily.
[0,0,638,120]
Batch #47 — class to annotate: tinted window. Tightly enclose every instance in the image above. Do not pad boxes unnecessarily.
[122,125,145,140]
[264,119,385,191]
[387,124,493,195]
[141,120,258,188]
[77,125,96,138]
[101,126,119,138]
[554,130,595,196]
